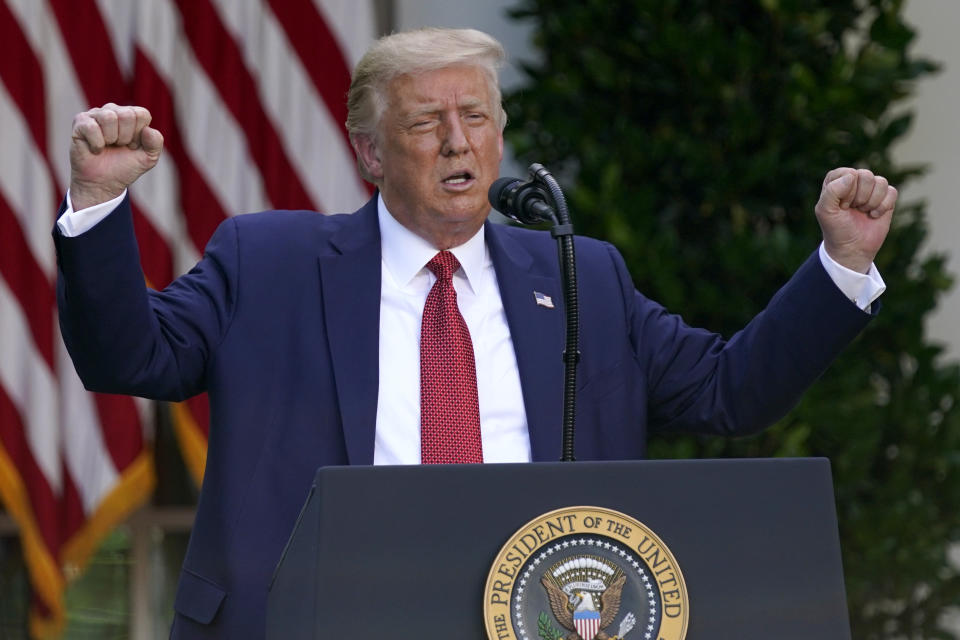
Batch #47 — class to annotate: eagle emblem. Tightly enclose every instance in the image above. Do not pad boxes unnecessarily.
[540,555,636,640]
[483,507,688,640]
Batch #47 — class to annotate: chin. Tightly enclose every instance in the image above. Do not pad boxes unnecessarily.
[435,197,483,218]
[449,205,488,222]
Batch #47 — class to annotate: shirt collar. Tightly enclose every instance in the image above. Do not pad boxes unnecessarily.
[378,193,487,293]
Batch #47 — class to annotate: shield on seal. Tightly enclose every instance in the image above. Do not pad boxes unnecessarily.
[573,609,601,640]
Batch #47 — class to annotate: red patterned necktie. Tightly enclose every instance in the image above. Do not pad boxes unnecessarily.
[420,251,483,464]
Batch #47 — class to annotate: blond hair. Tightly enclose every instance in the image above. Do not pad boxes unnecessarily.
[346,27,507,182]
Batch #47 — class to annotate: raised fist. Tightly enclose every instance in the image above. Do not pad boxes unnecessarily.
[69,103,164,210]
[815,167,897,274]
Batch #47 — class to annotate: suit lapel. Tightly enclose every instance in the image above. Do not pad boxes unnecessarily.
[319,198,381,465]
[486,223,565,462]
[319,208,566,465]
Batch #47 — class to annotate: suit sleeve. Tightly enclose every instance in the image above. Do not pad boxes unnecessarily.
[606,244,875,436]
[55,194,239,401]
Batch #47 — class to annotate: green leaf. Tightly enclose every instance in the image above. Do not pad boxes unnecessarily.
[538,611,564,640]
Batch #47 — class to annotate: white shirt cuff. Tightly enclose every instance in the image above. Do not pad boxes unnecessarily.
[818,242,886,311]
[57,189,128,237]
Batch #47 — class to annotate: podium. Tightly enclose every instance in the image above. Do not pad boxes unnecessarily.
[267,458,852,639]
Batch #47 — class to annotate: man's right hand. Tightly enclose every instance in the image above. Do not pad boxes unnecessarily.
[69,103,164,210]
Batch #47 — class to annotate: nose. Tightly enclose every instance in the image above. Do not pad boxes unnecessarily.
[440,115,470,157]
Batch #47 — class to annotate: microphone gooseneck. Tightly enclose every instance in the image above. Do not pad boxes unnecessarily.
[488,165,580,463]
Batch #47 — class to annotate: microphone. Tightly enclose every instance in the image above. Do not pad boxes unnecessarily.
[493,163,580,462]
[488,176,556,224]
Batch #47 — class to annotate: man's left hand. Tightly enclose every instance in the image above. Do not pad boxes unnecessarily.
[815,167,897,274]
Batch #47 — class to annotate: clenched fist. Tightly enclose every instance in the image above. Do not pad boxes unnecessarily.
[815,168,897,274]
[69,103,164,210]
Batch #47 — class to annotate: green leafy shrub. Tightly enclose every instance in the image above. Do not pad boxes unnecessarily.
[505,1,960,637]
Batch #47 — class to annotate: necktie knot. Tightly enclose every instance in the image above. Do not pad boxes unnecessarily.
[426,251,460,282]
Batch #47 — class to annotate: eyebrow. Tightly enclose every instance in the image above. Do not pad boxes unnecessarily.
[405,97,489,119]
[456,97,488,111]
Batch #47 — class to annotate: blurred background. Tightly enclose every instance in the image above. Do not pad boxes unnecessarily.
[1,0,958,638]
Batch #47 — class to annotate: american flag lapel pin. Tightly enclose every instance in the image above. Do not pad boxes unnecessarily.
[533,291,555,309]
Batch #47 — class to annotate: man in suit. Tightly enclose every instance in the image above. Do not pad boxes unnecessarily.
[56,28,895,638]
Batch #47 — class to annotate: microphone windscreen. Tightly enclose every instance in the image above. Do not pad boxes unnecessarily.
[488,177,521,212]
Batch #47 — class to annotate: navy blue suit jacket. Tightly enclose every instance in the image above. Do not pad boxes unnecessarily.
[55,195,872,637]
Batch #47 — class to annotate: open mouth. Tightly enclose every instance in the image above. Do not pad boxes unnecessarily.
[443,171,474,185]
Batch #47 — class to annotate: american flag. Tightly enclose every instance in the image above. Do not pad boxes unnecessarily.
[0,0,374,635]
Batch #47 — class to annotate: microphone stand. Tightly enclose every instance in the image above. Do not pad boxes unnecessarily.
[526,164,579,462]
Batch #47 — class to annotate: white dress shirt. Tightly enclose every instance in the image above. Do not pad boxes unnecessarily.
[373,195,532,464]
[57,190,886,464]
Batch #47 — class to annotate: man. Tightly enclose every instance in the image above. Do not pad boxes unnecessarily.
[56,28,895,638]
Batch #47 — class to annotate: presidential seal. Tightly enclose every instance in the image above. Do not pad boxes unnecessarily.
[484,507,688,640]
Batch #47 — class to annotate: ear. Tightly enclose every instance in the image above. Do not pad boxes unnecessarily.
[351,133,384,180]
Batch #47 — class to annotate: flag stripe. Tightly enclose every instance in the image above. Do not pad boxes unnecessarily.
[0,1,47,153]
[268,0,352,149]
[40,0,156,498]
[46,0,176,288]
[313,0,377,70]
[0,3,373,635]
[46,0,130,105]
[60,448,155,572]
[210,0,371,212]
[0,195,55,366]
[0,82,57,277]
[130,144,200,282]
[92,0,136,78]
[134,0,270,216]
[91,394,142,471]
[58,370,121,517]
[5,0,99,189]
[0,275,61,492]
[0,384,59,556]
[83,0,190,286]
[173,0,317,211]
[60,469,87,545]
[0,3,152,633]
[132,50,231,252]
[3,0,145,504]
[131,200,176,288]
[0,396,64,630]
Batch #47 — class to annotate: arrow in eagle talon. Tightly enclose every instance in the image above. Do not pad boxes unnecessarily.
[617,612,636,638]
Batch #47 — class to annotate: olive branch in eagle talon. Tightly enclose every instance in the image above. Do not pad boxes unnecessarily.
[538,612,565,640]
[540,574,632,640]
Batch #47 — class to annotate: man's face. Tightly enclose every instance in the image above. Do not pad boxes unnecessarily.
[359,65,504,249]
